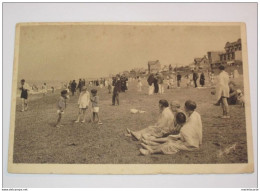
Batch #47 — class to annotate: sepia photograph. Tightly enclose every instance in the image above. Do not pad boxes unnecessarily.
[8,22,253,174]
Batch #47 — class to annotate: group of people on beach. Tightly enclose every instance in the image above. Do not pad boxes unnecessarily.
[146,70,207,95]
[55,74,131,127]
[67,74,129,107]
[126,99,202,155]
[55,86,102,128]
[68,78,110,96]
[147,73,165,95]
[18,63,243,156]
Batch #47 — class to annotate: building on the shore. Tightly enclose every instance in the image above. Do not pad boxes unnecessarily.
[161,65,169,72]
[193,55,209,69]
[130,67,147,77]
[219,38,242,66]
[188,62,196,70]
[205,39,243,69]
[148,60,161,74]
[207,51,225,68]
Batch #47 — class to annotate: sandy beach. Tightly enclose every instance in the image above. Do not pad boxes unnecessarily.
[13,76,248,164]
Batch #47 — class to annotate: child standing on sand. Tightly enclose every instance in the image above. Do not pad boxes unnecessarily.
[56,90,69,127]
[75,86,90,123]
[90,89,102,125]
[19,79,30,112]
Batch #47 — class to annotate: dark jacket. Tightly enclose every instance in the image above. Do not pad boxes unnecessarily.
[193,72,198,80]
[147,74,155,86]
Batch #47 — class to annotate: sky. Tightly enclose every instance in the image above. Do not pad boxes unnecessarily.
[17,24,241,81]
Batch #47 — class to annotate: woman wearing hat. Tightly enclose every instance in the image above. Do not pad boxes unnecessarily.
[140,100,203,155]
[215,65,230,118]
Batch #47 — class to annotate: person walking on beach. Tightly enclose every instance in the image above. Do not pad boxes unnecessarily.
[77,79,83,93]
[71,80,77,96]
[112,76,121,106]
[147,74,155,95]
[210,71,215,85]
[154,75,159,94]
[157,73,164,94]
[120,76,127,92]
[90,89,102,125]
[192,70,199,88]
[75,86,90,123]
[177,72,182,88]
[199,72,205,87]
[19,79,30,112]
[108,81,112,94]
[56,90,69,127]
[166,76,170,89]
[112,77,116,93]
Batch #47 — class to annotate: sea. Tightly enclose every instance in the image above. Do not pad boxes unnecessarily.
[16,79,70,97]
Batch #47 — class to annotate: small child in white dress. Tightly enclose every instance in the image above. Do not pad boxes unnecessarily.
[137,76,142,92]
[75,86,90,123]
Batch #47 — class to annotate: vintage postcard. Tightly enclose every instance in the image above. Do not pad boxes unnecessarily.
[8,22,253,174]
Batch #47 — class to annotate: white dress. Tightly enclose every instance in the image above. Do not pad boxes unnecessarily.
[78,91,90,108]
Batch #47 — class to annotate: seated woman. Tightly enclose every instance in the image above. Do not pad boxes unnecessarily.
[141,111,187,146]
[126,100,179,141]
[140,100,202,155]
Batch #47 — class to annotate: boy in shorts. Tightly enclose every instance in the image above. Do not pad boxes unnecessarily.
[90,89,102,125]
[19,79,30,112]
[56,90,69,127]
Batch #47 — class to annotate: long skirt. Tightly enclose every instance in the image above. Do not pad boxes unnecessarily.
[161,140,198,155]
[154,83,159,93]
[131,126,164,141]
